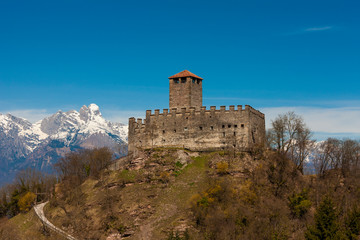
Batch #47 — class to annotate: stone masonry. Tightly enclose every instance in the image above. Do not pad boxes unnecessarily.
[169,70,203,110]
[128,70,265,154]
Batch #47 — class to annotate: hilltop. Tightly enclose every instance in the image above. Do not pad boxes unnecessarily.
[2,145,360,239]
[0,147,305,239]
[45,148,262,239]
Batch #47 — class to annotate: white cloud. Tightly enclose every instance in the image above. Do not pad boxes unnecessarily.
[4,109,51,123]
[4,106,360,141]
[261,106,360,134]
[283,26,334,36]
[304,26,333,32]
[104,106,360,136]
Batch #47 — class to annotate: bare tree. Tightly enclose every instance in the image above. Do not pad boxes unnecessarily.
[313,140,338,177]
[268,112,314,174]
[313,138,360,178]
[292,124,314,173]
[340,139,360,177]
[15,168,56,201]
[88,147,112,177]
[54,147,113,185]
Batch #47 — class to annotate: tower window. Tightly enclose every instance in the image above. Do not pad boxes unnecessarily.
[174,129,176,133]
[234,125,238,128]
[199,126,203,130]
[163,130,165,134]
[234,132,236,136]
[181,77,186,83]
[228,125,231,128]
[192,79,195,83]
[197,79,200,84]
[241,124,245,128]
[223,132,225,137]
[210,126,214,130]
[222,125,225,128]
[184,127,188,131]
[174,79,179,84]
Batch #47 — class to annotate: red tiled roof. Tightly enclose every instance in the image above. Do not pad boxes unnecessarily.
[168,70,203,80]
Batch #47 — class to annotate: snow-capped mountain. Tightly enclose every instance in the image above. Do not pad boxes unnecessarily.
[0,104,128,185]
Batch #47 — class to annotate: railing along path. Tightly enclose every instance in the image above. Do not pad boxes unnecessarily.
[34,202,77,240]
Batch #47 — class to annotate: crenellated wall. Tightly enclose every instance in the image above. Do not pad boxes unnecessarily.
[128,105,265,154]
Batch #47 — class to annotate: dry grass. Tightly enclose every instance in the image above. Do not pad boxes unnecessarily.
[0,209,66,240]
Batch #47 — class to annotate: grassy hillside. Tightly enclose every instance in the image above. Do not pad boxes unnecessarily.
[3,147,360,239]
[44,148,261,239]
[0,208,66,240]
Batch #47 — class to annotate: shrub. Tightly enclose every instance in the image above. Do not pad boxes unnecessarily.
[216,161,229,175]
[175,161,184,169]
[18,192,36,212]
[288,188,311,218]
[167,230,190,240]
[191,183,224,226]
[239,180,257,205]
[345,206,360,240]
[103,215,126,233]
[159,171,170,183]
[305,196,342,240]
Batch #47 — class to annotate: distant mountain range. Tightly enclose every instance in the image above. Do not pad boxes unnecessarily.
[0,104,128,185]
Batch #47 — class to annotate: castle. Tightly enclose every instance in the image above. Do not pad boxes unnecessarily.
[128,70,265,154]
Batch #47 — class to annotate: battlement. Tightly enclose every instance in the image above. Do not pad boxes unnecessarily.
[128,105,265,153]
[128,70,266,155]
[130,105,264,130]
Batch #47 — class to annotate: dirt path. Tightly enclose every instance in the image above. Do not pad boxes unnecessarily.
[34,202,77,240]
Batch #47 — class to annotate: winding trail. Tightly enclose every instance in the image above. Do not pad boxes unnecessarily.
[34,202,77,240]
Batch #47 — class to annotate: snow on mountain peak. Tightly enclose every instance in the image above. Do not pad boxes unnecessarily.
[89,103,100,115]
[0,104,128,154]
[0,113,32,133]
[0,104,129,185]
[80,103,102,122]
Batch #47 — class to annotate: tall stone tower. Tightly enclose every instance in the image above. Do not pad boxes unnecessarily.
[169,70,203,110]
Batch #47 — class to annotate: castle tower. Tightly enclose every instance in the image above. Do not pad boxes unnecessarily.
[169,70,203,110]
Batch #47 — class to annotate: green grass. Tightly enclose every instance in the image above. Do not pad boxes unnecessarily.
[117,169,137,183]
[145,153,213,238]
[175,161,184,168]
[162,154,211,207]
[2,208,67,240]
[189,155,208,168]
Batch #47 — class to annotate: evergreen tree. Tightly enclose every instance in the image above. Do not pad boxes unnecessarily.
[345,206,360,240]
[305,196,343,240]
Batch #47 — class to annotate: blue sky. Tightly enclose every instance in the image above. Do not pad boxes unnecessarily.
[0,0,359,140]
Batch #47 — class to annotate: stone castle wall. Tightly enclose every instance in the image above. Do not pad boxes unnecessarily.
[128,105,265,154]
[169,76,202,110]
